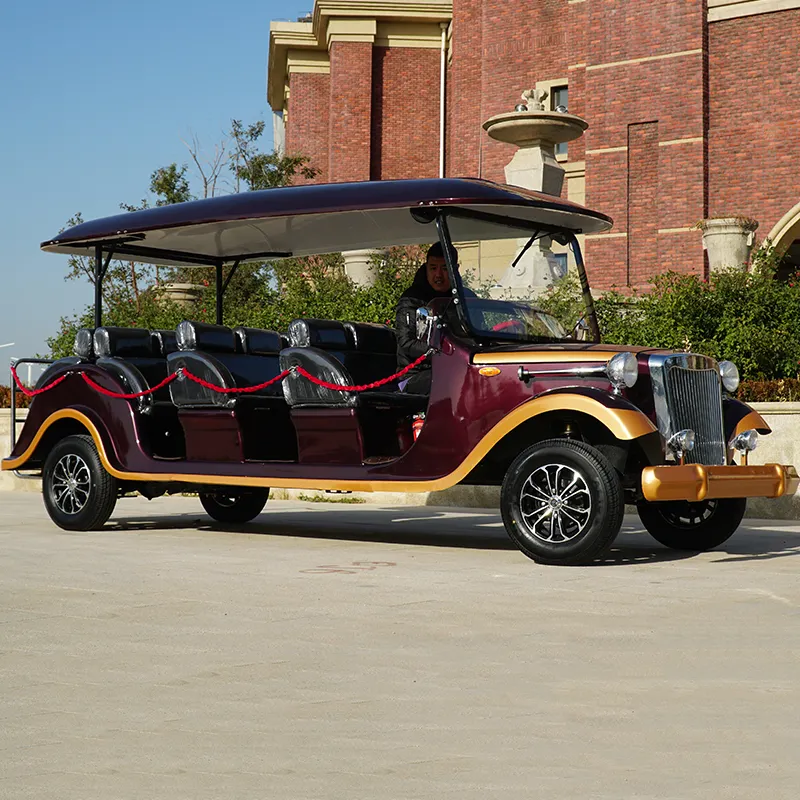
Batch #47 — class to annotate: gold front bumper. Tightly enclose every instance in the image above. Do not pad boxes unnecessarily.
[641,464,800,503]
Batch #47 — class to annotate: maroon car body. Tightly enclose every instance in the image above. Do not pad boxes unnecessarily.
[4,179,797,564]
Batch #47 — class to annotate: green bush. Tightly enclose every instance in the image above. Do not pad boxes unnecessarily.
[538,245,800,384]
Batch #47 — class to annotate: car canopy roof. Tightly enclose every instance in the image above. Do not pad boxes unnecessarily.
[42,178,613,267]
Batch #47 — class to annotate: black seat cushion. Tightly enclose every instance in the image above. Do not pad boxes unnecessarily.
[344,322,396,354]
[176,320,237,353]
[288,319,354,350]
[92,327,173,407]
[234,326,288,355]
[151,330,178,356]
[94,327,154,358]
[170,322,286,407]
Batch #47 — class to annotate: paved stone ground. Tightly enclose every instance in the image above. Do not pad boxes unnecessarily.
[1,492,799,799]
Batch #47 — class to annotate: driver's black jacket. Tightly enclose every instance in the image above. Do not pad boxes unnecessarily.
[395,265,451,379]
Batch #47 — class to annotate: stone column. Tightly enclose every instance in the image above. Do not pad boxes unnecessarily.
[327,23,375,183]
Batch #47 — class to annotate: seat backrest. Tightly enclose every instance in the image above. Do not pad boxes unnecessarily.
[74,328,95,360]
[93,326,171,409]
[279,347,356,408]
[288,319,399,388]
[173,320,285,402]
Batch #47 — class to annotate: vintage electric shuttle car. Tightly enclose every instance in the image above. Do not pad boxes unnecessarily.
[4,179,797,565]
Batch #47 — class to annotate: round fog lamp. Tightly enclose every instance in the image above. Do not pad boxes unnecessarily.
[605,352,638,392]
[719,360,740,393]
[668,429,696,459]
[731,429,759,453]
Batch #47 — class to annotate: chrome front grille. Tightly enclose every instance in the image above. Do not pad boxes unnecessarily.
[649,354,726,466]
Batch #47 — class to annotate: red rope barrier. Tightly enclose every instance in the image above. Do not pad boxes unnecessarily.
[81,371,178,399]
[11,351,431,400]
[294,351,431,392]
[181,369,292,394]
[10,365,69,398]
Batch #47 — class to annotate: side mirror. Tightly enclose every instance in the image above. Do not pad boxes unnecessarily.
[571,316,590,341]
[416,307,436,343]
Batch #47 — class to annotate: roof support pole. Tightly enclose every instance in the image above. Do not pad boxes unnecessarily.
[93,246,113,329]
[439,22,448,178]
[568,234,601,343]
[434,210,468,331]
[215,262,224,325]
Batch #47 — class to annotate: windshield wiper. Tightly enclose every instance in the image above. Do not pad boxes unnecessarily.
[509,233,541,271]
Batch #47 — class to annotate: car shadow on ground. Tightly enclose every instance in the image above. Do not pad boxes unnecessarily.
[106,504,800,565]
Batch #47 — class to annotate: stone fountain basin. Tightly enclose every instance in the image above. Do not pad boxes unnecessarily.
[483,111,588,147]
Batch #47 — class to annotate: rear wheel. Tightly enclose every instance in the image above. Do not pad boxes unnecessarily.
[43,434,117,531]
[199,489,270,523]
[636,498,746,551]
[501,439,624,565]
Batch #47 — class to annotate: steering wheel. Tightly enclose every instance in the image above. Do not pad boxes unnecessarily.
[492,319,526,334]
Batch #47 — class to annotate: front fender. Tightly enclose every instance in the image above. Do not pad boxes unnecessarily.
[518,387,657,441]
[724,397,771,441]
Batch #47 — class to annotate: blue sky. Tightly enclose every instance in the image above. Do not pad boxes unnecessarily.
[0,0,311,362]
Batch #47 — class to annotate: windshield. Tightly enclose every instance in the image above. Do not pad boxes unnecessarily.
[463,298,569,342]
[437,208,599,344]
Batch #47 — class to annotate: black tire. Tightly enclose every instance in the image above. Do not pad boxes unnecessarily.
[199,489,270,523]
[42,434,117,531]
[501,439,624,565]
[636,497,746,551]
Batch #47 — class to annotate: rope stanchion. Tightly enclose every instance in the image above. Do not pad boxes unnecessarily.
[81,371,178,399]
[12,350,432,401]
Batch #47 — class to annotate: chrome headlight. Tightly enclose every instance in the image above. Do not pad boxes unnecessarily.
[719,360,740,393]
[605,352,638,391]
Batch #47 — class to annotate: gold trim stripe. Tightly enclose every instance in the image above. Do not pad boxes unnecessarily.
[2,402,656,491]
[587,49,703,71]
[473,351,621,365]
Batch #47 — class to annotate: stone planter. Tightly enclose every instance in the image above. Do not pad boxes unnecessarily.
[342,250,377,287]
[162,282,205,306]
[698,217,759,271]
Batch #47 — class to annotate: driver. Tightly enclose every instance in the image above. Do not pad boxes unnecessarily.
[395,242,453,395]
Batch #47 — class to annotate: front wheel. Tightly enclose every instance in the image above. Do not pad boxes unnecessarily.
[636,498,746,551]
[199,489,270,523]
[501,439,624,565]
[43,434,118,531]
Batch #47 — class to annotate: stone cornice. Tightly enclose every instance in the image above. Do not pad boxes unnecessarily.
[708,0,800,21]
[268,2,453,110]
[268,22,323,111]
[314,1,452,44]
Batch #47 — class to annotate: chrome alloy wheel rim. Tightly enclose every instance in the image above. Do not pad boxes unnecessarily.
[51,454,92,515]
[519,463,592,543]
[661,499,717,528]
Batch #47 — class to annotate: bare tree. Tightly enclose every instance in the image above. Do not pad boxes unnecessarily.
[182,133,229,198]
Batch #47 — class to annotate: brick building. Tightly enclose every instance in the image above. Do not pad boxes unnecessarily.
[268,0,800,289]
